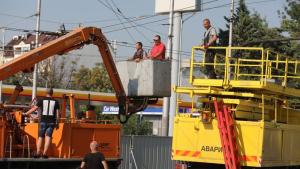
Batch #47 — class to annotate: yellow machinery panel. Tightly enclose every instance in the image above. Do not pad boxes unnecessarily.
[281,125,300,164]
[172,115,300,167]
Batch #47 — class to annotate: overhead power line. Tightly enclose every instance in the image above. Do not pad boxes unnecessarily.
[108,40,193,56]
[0,0,280,28]
[3,0,281,35]
[110,0,152,42]
[96,0,136,42]
[103,0,282,34]
[242,37,300,46]
[2,0,282,37]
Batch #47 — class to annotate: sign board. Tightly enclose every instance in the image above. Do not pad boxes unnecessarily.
[102,105,191,115]
[155,0,201,15]
[103,106,119,115]
[102,105,163,115]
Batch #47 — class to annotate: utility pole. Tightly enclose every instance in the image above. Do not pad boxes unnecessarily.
[161,0,175,136]
[168,12,182,136]
[178,14,183,89]
[0,28,5,103]
[32,0,41,100]
[228,0,234,80]
[112,40,117,59]
[229,0,234,48]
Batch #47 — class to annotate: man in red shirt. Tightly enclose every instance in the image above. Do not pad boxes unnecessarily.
[148,35,166,60]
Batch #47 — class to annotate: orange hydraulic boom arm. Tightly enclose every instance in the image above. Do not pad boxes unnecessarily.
[0,27,151,123]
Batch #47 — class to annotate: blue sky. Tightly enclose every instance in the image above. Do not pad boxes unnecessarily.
[0,0,287,63]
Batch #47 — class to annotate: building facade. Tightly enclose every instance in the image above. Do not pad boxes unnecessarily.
[3,33,58,62]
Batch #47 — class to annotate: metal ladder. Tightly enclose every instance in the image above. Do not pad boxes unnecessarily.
[4,132,32,158]
[22,135,31,158]
[213,99,241,169]
[4,133,13,158]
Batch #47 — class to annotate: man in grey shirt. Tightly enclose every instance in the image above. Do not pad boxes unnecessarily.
[202,18,218,79]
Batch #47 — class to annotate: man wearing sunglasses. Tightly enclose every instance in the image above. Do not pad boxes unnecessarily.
[148,35,166,60]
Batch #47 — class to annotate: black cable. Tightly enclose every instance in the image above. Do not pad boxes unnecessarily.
[2,0,282,43]
[104,14,188,34]
[2,27,64,36]
[74,16,142,24]
[107,41,193,59]
[0,12,64,25]
[109,40,193,56]
[0,0,219,26]
[104,0,281,34]
[96,0,136,42]
[101,15,158,29]
[110,0,152,43]
[0,0,279,28]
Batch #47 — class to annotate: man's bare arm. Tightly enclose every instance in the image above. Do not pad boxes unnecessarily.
[153,51,163,58]
[80,161,85,169]
[207,35,217,46]
[102,160,109,169]
[55,109,60,129]
[24,106,38,116]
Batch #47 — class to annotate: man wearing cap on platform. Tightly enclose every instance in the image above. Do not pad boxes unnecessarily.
[148,35,166,60]
[24,88,60,158]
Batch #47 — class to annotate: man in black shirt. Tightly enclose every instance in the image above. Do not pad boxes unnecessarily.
[131,42,144,62]
[24,88,60,158]
[80,141,109,169]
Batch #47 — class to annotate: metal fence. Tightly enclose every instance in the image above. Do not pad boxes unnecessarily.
[119,136,176,169]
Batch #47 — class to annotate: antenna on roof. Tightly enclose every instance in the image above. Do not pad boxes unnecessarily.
[59,24,66,34]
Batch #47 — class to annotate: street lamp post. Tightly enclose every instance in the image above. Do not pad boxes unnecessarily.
[32,0,41,100]
[0,28,5,103]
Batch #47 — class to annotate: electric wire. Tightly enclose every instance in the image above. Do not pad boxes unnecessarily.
[96,0,136,42]
[0,0,280,28]
[110,0,152,42]
[1,0,282,56]
[104,0,281,34]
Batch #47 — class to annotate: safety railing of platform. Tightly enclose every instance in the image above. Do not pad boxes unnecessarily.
[190,46,300,87]
[260,94,300,123]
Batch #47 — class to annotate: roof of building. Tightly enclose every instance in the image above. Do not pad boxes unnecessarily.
[6,33,58,47]
[4,33,58,57]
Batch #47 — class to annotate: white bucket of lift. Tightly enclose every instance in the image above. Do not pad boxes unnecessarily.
[116,59,171,97]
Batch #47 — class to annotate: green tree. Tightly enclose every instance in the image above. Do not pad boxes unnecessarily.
[218,0,290,79]
[3,73,32,86]
[39,56,78,88]
[220,0,287,51]
[279,0,300,87]
[3,55,77,89]
[280,0,300,57]
[71,63,113,93]
[122,114,153,135]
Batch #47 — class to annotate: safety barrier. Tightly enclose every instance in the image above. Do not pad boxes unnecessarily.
[190,46,300,87]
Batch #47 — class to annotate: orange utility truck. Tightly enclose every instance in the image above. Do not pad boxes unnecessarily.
[0,27,164,169]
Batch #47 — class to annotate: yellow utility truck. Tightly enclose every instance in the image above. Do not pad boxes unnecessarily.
[172,46,300,169]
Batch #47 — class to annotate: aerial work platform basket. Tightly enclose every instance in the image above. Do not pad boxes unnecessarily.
[116,59,171,97]
[172,46,300,168]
